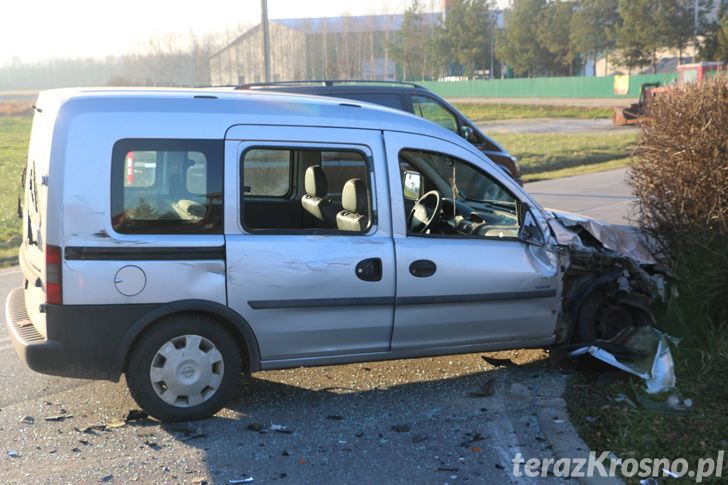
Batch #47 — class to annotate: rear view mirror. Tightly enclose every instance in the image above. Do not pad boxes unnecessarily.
[403,171,423,200]
[459,125,475,141]
[518,204,545,246]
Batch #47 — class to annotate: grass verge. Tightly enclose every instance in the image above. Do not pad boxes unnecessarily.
[454,103,613,122]
[565,309,728,483]
[522,158,631,183]
[0,116,30,267]
[493,131,637,182]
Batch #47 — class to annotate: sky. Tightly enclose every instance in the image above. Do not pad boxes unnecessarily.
[0,0,509,65]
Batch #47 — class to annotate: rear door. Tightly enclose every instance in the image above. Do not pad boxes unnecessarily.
[19,102,56,336]
[383,131,561,351]
[224,125,395,365]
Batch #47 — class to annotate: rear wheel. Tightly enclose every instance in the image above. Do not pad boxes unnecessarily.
[126,313,242,422]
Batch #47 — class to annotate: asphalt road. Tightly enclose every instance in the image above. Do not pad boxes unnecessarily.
[0,289,564,484]
[478,118,637,135]
[0,169,630,483]
[526,168,636,226]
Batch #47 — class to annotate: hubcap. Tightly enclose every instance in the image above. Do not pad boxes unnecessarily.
[149,334,224,408]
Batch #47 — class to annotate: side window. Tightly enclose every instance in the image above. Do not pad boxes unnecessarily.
[241,147,372,233]
[411,95,458,133]
[399,149,520,239]
[320,151,368,195]
[185,152,208,195]
[243,149,292,197]
[338,93,404,110]
[111,139,223,234]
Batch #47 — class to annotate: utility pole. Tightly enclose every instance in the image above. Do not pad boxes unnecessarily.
[694,0,699,45]
[261,0,271,82]
[489,29,494,80]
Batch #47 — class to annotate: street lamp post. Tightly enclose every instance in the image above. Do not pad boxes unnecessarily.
[261,0,271,82]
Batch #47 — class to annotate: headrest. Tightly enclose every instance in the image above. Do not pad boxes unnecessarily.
[342,178,368,215]
[304,166,328,197]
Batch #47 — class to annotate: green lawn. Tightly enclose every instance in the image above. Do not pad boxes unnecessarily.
[0,116,29,266]
[494,131,637,182]
[454,103,613,122]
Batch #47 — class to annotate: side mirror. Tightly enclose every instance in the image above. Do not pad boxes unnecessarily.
[459,125,474,141]
[403,171,423,200]
[518,203,545,246]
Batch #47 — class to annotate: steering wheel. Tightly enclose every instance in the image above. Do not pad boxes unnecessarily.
[407,190,442,233]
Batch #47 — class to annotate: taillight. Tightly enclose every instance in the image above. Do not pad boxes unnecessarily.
[46,244,62,305]
[126,152,134,185]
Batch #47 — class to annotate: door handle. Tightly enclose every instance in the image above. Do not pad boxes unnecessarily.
[356,258,382,282]
[409,259,436,278]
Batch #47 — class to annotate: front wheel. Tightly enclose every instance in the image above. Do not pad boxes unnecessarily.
[572,289,650,343]
[126,314,242,422]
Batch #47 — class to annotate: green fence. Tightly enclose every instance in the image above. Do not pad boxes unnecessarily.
[420,73,677,99]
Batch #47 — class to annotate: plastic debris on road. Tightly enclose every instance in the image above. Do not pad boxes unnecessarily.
[569,326,676,394]
[270,424,291,434]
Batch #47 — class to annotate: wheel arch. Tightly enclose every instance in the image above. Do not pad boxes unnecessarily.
[565,272,655,343]
[110,299,261,380]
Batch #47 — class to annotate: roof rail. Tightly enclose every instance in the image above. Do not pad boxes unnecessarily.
[235,80,426,90]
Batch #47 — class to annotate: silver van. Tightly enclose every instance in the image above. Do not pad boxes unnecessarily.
[5,88,665,422]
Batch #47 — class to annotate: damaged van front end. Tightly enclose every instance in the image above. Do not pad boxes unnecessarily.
[544,211,676,394]
[547,211,671,345]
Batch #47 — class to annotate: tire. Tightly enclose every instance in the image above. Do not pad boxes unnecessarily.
[572,288,650,344]
[125,313,243,422]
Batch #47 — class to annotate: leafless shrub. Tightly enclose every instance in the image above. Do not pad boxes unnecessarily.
[0,101,33,117]
[629,79,728,325]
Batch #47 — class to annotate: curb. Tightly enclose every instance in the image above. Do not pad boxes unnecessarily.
[534,375,624,485]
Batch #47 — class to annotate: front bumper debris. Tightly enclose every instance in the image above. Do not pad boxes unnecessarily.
[568,326,676,394]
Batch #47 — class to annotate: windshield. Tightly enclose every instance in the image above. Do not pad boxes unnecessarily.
[410,150,515,205]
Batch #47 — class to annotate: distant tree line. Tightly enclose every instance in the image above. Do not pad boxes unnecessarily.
[390,0,728,80]
[3,1,728,91]
[0,31,238,91]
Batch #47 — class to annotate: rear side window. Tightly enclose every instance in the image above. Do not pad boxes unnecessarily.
[335,92,404,110]
[111,139,223,234]
[411,95,458,132]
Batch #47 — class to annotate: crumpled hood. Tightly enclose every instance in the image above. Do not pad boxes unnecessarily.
[546,209,657,266]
